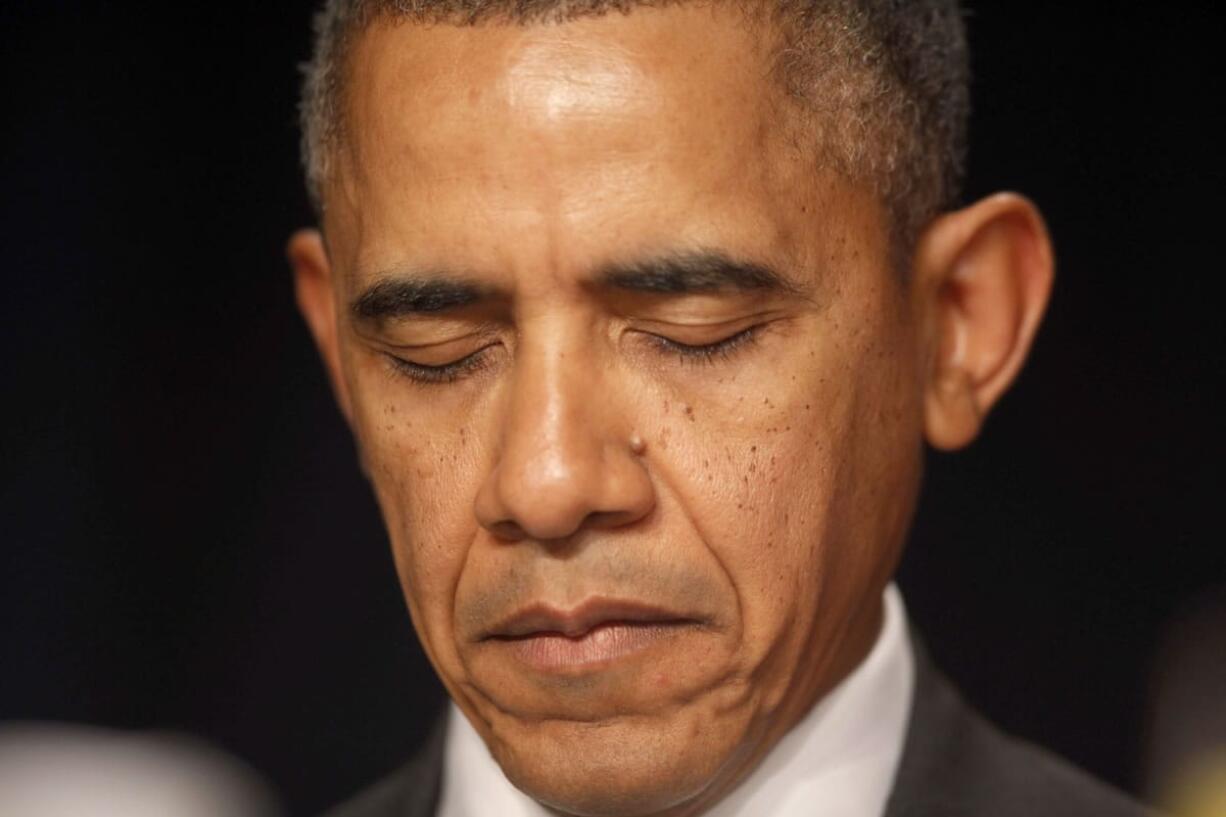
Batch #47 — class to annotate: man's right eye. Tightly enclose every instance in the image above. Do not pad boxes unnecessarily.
[383,346,494,385]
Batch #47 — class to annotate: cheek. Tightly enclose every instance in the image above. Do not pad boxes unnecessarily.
[652,310,921,659]
[646,377,843,654]
[347,375,489,639]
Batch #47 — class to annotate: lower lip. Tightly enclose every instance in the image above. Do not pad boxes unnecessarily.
[495,621,694,672]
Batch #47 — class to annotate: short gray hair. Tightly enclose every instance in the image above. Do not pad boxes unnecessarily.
[298,0,969,248]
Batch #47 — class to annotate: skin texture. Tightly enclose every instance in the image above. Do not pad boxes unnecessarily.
[289,5,1054,816]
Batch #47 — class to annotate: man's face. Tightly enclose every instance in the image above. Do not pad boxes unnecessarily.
[321,6,926,814]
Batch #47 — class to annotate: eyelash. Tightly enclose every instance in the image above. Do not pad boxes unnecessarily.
[647,326,760,365]
[385,348,492,384]
[385,327,760,385]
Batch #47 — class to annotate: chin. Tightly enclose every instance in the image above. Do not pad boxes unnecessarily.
[488,710,746,817]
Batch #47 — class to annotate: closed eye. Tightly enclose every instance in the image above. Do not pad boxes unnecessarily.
[647,326,760,365]
[383,326,762,383]
[384,345,495,384]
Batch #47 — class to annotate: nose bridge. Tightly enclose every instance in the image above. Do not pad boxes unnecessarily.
[503,317,604,499]
[475,311,653,541]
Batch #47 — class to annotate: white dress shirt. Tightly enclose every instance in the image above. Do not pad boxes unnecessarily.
[437,584,914,817]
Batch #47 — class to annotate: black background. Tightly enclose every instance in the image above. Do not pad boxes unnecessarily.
[2,3,1223,815]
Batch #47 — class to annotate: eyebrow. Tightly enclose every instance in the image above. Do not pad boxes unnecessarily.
[349,249,803,322]
[596,250,804,297]
[350,275,486,322]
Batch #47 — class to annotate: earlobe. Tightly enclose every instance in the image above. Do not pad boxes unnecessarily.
[287,228,354,424]
[916,193,1054,450]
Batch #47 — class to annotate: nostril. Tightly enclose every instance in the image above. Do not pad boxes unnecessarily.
[489,520,528,542]
[585,509,643,530]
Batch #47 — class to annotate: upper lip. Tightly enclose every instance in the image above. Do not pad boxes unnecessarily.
[482,598,700,640]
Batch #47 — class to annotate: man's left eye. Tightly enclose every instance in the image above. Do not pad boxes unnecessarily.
[647,326,759,365]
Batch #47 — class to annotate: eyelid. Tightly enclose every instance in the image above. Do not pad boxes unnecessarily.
[628,308,776,334]
[380,315,776,385]
[383,342,498,385]
[643,324,762,365]
[372,324,500,352]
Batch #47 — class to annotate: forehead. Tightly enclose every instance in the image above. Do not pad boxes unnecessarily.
[329,5,874,284]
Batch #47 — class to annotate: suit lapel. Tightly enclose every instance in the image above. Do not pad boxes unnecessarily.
[882,640,979,817]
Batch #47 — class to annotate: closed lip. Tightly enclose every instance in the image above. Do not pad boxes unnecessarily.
[480,597,705,641]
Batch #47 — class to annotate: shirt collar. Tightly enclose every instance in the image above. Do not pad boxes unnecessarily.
[437,583,914,817]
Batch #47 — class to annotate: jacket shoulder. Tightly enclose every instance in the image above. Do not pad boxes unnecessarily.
[980,735,1150,817]
[320,716,446,817]
[887,647,1150,817]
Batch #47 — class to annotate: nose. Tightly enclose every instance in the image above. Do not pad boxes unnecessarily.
[473,335,655,543]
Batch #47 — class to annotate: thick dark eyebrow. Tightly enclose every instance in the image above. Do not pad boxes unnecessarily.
[595,250,804,297]
[350,275,486,322]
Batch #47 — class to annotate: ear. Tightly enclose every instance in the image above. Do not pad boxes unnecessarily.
[914,193,1054,450]
[287,229,354,424]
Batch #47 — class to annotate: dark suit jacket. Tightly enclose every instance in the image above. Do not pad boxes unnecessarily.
[322,648,1148,817]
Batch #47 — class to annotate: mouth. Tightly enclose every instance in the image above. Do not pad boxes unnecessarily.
[480,598,706,672]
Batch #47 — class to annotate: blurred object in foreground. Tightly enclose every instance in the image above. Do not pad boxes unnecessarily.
[1163,751,1226,817]
[1146,588,1226,817]
[0,722,282,817]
